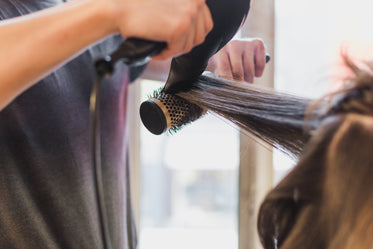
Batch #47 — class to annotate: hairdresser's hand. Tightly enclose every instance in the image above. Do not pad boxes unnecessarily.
[206,38,267,83]
[113,0,213,60]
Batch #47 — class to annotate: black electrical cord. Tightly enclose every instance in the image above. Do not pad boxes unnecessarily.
[89,38,165,249]
[89,74,113,249]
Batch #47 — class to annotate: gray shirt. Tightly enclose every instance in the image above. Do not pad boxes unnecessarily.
[0,1,137,248]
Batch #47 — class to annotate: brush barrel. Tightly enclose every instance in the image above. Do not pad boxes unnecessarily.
[139,99,168,135]
[140,92,205,135]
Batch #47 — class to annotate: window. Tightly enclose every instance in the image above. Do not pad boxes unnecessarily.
[273,0,373,180]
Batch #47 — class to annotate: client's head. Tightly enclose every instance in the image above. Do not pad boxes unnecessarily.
[173,55,373,249]
[257,57,373,249]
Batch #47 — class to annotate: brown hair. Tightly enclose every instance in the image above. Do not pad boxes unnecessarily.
[177,58,373,249]
[177,75,314,159]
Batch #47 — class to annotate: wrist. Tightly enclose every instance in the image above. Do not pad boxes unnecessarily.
[108,0,139,38]
[88,0,121,36]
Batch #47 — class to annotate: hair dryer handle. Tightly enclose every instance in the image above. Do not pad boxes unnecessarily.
[111,38,167,66]
[95,38,167,77]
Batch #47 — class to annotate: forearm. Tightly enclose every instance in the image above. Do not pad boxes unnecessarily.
[0,0,212,110]
[0,0,116,110]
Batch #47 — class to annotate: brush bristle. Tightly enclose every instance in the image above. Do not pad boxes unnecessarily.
[141,87,206,135]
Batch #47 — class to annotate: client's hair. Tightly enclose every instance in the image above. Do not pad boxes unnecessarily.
[177,57,373,249]
[177,74,315,158]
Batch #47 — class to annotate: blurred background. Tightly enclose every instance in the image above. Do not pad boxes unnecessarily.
[126,0,373,249]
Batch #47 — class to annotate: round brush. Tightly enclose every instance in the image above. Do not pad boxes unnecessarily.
[140,88,206,135]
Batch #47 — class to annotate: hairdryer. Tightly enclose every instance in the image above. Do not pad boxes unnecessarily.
[95,0,252,134]
[95,0,254,135]
[96,0,251,78]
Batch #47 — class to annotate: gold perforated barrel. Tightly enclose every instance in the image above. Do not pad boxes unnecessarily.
[140,91,205,135]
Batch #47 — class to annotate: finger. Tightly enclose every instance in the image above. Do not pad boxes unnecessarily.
[152,48,174,60]
[215,52,233,79]
[243,50,255,83]
[228,47,244,81]
[153,4,212,60]
[152,35,186,60]
[202,4,213,34]
[254,42,266,77]
[183,19,197,54]
[191,5,212,49]
[170,30,190,57]
[192,7,206,48]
